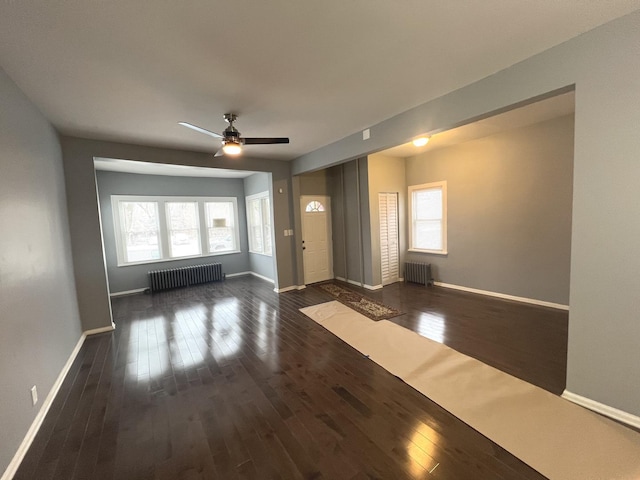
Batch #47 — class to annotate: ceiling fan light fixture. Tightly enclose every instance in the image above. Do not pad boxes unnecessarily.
[222,141,242,155]
[412,137,430,147]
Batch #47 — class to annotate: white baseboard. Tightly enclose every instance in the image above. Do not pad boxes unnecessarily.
[2,334,86,480]
[274,285,306,293]
[225,271,252,278]
[335,277,385,291]
[274,285,299,293]
[109,288,146,297]
[226,271,275,284]
[434,282,569,311]
[84,323,116,336]
[249,272,275,284]
[562,390,640,430]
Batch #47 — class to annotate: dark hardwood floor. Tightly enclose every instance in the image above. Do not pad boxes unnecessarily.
[15,276,568,479]
[340,281,568,395]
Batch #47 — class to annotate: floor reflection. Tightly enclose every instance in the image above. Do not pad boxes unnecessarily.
[206,298,242,362]
[125,296,247,381]
[411,312,447,344]
[406,423,441,478]
[252,301,280,371]
[123,291,288,383]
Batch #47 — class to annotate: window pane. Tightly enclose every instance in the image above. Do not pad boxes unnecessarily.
[167,202,201,257]
[262,197,272,255]
[305,201,325,212]
[205,201,235,253]
[264,223,272,255]
[246,194,271,255]
[414,189,442,220]
[120,201,161,262]
[415,219,442,250]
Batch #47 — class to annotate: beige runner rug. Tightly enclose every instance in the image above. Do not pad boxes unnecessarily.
[300,301,640,480]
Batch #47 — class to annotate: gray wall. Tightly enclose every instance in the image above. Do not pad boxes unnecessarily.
[367,154,407,287]
[328,158,371,286]
[292,12,640,416]
[328,166,346,279]
[61,136,295,330]
[96,170,251,293]
[299,169,330,195]
[243,172,275,281]
[0,68,83,475]
[406,115,574,305]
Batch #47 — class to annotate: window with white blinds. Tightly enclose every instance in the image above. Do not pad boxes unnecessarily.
[408,181,447,254]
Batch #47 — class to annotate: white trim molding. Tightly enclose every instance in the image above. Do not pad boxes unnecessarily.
[85,323,116,336]
[562,390,640,430]
[363,284,383,291]
[274,285,299,293]
[110,288,147,297]
[434,282,569,311]
[249,272,275,284]
[1,334,86,480]
[225,271,252,278]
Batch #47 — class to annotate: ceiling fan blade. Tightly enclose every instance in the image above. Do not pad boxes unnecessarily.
[179,122,223,139]
[242,137,290,145]
[214,148,225,157]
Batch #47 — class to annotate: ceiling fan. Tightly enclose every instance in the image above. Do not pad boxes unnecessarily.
[179,113,289,156]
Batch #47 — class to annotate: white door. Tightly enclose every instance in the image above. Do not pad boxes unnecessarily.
[379,193,399,285]
[301,196,333,284]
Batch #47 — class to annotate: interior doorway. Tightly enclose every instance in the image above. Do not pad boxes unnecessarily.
[300,195,333,284]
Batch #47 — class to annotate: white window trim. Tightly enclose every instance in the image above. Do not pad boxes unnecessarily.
[111,195,240,267]
[408,181,448,255]
[246,191,273,257]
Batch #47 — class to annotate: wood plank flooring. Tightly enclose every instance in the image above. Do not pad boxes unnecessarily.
[15,276,568,479]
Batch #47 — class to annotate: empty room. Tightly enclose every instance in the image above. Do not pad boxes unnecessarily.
[2,3,640,479]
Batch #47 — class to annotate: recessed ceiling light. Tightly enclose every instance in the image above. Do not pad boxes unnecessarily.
[412,137,430,147]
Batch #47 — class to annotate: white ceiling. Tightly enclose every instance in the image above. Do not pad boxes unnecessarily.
[380,91,575,158]
[1,2,638,161]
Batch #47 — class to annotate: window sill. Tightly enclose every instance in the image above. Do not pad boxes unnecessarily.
[408,248,448,256]
[117,250,241,268]
[248,251,273,258]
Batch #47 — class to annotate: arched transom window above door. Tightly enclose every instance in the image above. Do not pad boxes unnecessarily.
[305,200,325,212]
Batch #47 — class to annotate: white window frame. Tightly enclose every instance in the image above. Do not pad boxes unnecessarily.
[408,181,448,255]
[246,191,273,256]
[165,199,202,258]
[111,195,240,267]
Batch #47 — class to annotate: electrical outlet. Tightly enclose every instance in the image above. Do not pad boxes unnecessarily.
[30,385,38,406]
[362,129,370,140]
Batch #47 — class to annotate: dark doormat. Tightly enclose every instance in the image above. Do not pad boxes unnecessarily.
[312,281,404,321]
